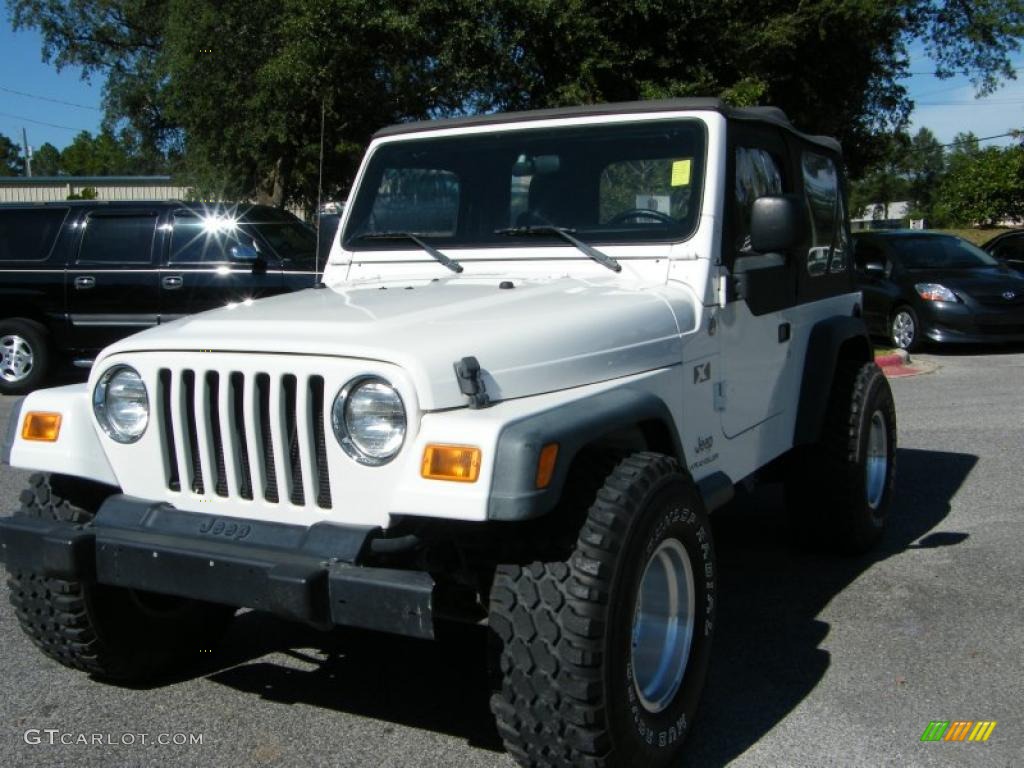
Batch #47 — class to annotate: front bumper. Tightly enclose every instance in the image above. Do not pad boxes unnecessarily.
[920,301,1024,344]
[0,497,435,639]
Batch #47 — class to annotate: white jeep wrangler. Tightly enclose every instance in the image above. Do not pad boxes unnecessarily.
[1,98,895,767]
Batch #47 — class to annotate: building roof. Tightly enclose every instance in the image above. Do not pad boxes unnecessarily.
[0,175,177,185]
[373,97,842,153]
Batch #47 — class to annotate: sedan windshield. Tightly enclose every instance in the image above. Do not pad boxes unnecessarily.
[343,120,706,250]
[890,235,1001,270]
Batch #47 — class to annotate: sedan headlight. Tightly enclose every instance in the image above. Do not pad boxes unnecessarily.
[331,377,406,464]
[93,365,149,443]
[915,283,959,302]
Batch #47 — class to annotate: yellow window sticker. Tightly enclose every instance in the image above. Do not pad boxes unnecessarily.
[671,159,692,187]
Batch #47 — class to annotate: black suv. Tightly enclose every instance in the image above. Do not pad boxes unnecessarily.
[0,201,321,393]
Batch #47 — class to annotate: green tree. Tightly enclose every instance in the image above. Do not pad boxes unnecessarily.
[936,144,1024,226]
[31,142,62,175]
[905,128,946,223]
[11,0,1024,207]
[0,132,25,175]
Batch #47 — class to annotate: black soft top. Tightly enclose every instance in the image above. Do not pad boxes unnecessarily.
[372,97,841,154]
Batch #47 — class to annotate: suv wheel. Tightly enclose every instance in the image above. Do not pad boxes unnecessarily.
[0,319,50,394]
[786,361,897,554]
[489,453,715,767]
[890,305,920,351]
[7,473,236,682]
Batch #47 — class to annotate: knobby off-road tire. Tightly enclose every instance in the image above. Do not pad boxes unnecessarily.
[489,453,715,768]
[786,361,897,554]
[7,473,236,682]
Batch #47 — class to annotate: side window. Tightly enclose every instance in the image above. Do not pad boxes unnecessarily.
[801,152,845,276]
[853,238,885,270]
[993,237,1024,261]
[734,147,784,252]
[169,214,258,265]
[368,168,459,236]
[0,208,69,263]
[598,158,696,223]
[78,214,157,265]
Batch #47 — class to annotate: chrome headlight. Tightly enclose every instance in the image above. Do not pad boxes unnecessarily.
[915,283,959,302]
[331,377,406,464]
[93,365,149,443]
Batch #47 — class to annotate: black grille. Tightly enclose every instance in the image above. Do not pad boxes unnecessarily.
[256,373,279,503]
[206,372,228,497]
[283,375,305,506]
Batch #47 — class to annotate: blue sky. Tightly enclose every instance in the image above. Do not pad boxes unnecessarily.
[0,16,1021,158]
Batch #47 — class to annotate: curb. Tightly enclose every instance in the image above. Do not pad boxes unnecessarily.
[874,349,910,369]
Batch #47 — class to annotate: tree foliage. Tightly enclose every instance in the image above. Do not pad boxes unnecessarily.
[9,0,1024,207]
[32,142,62,175]
[0,133,24,175]
[937,143,1024,226]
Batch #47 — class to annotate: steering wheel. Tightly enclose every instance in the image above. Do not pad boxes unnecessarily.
[608,208,675,226]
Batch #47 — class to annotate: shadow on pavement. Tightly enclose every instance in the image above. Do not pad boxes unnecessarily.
[126,446,975,762]
[680,446,977,766]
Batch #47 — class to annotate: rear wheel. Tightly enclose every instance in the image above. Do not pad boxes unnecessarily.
[7,473,236,682]
[786,361,897,554]
[489,453,715,767]
[0,318,50,394]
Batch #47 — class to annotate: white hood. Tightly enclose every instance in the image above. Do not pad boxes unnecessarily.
[98,276,696,410]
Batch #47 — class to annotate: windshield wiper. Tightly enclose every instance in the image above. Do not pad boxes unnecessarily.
[353,232,463,273]
[494,226,621,273]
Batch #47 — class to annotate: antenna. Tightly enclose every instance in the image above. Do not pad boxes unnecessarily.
[314,97,326,286]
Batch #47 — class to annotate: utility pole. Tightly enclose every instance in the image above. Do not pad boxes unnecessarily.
[21,127,32,177]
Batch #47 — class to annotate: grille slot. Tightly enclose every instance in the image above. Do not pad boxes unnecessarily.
[158,369,180,492]
[230,372,254,500]
[283,374,305,506]
[256,373,279,503]
[207,372,229,497]
[182,370,204,494]
[310,376,332,509]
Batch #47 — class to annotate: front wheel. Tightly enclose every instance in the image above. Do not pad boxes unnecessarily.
[489,453,715,767]
[7,473,236,682]
[890,305,921,352]
[0,318,50,395]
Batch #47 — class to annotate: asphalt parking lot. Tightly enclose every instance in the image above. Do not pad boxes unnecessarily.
[1,350,1022,768]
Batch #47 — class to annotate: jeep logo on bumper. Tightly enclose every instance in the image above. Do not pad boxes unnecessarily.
[198,518,252,540]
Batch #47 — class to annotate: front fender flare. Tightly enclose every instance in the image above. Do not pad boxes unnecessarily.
[487,387,683,521]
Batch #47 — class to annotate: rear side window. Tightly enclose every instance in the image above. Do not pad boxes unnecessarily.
[78,214,157,264]
[0,208,69,263]
[801,152,846,275]
[734,147,784,252]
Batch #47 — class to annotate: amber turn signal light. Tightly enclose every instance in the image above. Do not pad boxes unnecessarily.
[421,444,481,482]
[21,412,62,442]
[535,443,559,489]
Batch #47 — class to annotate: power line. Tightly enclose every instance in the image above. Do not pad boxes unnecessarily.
[0,111,84,132]
[0,85,102,111]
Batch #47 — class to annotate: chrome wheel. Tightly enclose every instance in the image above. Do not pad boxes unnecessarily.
[0,334,34,383]
[630,537,695,714]
[891,310,915,350]
[866,410,888,510]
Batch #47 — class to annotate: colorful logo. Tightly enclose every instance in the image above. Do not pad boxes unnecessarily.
[921,721,997,742]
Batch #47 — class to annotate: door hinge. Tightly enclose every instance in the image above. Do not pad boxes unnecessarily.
[713,381,727,412]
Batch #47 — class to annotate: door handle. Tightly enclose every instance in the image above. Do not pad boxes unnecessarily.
[778,322,791,343]
[162,275,183,290]
[74,276,95,290]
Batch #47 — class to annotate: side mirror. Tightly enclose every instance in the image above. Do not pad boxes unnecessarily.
[750,195,807,253]
[229,243,260,263]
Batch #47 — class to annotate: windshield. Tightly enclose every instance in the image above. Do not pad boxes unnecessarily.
[343,120,706,250]
[890,235,1001,270]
